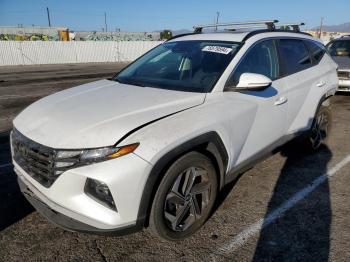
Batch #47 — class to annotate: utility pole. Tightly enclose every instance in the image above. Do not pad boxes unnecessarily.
[46,7,51,27]
[319,17,324,39]
[215,11,220,31]
[104,12,107,32]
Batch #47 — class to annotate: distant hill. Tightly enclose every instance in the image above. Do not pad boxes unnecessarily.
[312,22,350,32]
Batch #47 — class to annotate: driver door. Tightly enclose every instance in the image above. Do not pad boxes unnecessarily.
[227,39,288,165]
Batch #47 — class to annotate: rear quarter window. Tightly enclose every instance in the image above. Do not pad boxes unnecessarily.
[278,39,312,76]
[305,40,326,65]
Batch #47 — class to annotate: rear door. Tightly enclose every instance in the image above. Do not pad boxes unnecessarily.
[277,38,330,134]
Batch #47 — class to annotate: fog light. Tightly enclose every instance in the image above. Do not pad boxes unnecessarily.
[84,178,117,211]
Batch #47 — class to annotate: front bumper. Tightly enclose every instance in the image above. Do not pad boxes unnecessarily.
[14,150,152,233]
[338,79,350,91]
[18,177,142,235]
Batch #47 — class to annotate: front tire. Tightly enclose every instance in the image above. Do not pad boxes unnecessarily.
[149,151,218,241]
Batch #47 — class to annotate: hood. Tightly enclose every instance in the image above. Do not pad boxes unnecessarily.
[13,79,206,148]
[332,56,350,70]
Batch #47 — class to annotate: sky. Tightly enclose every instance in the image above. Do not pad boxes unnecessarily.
[0,0,349,32]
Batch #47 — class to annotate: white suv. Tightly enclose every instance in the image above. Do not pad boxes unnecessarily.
[11,21,338,240]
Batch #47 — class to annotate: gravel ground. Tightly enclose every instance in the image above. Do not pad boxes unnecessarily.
[0,63,349,261]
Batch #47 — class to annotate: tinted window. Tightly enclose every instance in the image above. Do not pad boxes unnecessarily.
[227,40,279,86]
[279,39,312,75]
[305,40,326,64]
[115,40,241,93]
[327,40,350,57]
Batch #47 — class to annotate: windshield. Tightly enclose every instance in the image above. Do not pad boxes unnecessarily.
[327,40,350,57]
[114,40,241,93]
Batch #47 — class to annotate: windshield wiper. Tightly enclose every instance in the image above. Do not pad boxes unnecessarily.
[109,78,119,82]
[114,78,147,87]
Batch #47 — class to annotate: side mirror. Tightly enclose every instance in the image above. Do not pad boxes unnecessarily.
[226,73,272,91]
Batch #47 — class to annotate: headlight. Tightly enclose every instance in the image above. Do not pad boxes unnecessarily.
[53,143,139,175]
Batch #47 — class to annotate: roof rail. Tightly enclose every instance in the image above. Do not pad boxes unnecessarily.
[193,20,279,33]
[276,22,305,32]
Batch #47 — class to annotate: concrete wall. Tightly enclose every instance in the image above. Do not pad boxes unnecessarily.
[0,41,162,66]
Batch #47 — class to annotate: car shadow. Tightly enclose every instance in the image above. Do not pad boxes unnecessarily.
[252,143,332,261]
[0,133,34,231]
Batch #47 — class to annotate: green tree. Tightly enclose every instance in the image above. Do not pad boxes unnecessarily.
[160,30,172,40]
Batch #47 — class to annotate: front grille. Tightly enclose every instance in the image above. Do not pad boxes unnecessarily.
[11,129,57,187]
[338,71,350,79]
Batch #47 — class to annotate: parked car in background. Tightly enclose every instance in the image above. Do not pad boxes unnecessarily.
[11,20,338,241]
[327,36,350,92]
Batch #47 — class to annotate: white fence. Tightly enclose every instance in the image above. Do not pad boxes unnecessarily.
[0,41,162,66]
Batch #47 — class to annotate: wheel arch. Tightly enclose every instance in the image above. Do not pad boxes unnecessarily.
[317,92,334,112]
[136,131,229,227]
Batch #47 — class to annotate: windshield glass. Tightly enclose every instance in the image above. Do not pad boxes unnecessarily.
[114,40,241,93]
[327,40,350,57]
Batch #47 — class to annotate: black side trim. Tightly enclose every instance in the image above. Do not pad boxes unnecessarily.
[166,33,199,41]
[136,131,228,226]
[18,178,143,236]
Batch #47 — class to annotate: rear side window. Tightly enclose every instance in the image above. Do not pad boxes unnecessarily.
[227,40,280,86]
[278,39,312,75]
[305,40,326,64]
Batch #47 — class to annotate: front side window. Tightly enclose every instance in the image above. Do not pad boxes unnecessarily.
[114,40,241,93]
[327,40,350,57]
[278,39,312,75]
[226,40,280,87]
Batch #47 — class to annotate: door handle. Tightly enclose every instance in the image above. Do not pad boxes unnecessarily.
[316,80,326,87]
[274,96,288,106]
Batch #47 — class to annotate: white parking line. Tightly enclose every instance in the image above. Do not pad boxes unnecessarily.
[220,154,350,253]
[0,94,31,100]
[0,93,49,100]
[0,163,12,168]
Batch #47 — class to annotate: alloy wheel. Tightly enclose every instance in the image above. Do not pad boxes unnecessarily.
[164,166,212,232]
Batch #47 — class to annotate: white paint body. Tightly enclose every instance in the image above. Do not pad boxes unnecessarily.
[12,31,338,230]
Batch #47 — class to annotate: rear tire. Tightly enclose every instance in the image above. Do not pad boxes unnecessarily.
[148,151,218,241]
[304,105,332,151]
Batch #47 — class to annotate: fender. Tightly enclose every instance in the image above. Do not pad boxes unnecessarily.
[136,131,229,226]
